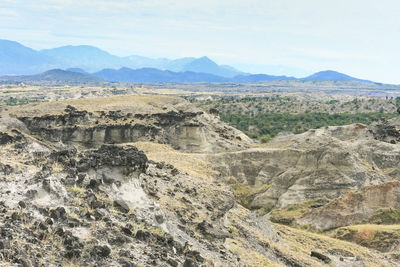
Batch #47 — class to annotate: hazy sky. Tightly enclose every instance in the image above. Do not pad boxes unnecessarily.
[1,0,400,83]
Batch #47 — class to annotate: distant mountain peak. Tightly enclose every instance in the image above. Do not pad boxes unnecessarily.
[41,45,114,56]
[65,67,88,74]
[192,56,217,64]
[198,56,212,61]
[181,56,243,77]
[312,70,348,76]
[302,70,370,82]
[0,68,104,84]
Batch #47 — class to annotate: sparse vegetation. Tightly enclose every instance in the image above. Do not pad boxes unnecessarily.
[194,95,398,141]
[331,224,400,252]
[269,199,329,226]
[229,180,270,209]
[1,97,43,106]
[66,186,86,196]
[1,85,400,266]
[221,112,396,140]
[369,208,400,224]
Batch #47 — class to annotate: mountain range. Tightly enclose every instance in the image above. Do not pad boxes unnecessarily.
[0,39,244,77]
[0,39,375,83]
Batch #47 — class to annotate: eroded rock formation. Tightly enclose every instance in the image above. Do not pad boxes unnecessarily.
[1,95,400,266]
[297,181,400,230]
[17,104,251,153]
[210,122,400,208]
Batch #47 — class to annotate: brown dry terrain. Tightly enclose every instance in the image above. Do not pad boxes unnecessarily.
[0,84,400,266]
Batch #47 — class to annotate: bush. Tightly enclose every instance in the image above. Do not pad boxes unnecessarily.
[260,135,272,143]
[220,112,396,139]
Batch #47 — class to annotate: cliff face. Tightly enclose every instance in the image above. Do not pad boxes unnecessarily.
[209,123,400,208]
[16,102,252,153]
[298,181,400,230]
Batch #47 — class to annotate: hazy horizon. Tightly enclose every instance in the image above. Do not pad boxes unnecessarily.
[1,0,400,83]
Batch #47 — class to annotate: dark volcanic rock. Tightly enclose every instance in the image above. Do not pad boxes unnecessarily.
[0,132,14,145]
[0,163,13,175]
[113,199,130,213]
[87,179,101,189]
[92,245,111,258]
[183,258,197,267]
[18,201,26,208]
[80,144,148,172]
[151,110,203,126]
[0,131,23,145]
[19,107,93,129]
[311,251,331,264]
[167,258,179,267]
[0,239,10,249]
[50,207,67,221]
[119,259,136,267]
[135,230,150,241]
[370,119,400,144]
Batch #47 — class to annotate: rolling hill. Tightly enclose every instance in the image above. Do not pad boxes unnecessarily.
[180,56,243,77]
[302,70,371,82]
[93,67,228,82]
[0,69,104,84]
[232,73,295,82]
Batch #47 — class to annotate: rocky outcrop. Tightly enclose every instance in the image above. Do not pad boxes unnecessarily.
[78,144,148,172]
[1,121,396,266]
[0,139,224,266]
[0,130,23,145]
[297,181,400,230]
[209,123,400,208]
[2,94,400,266]
[17,105,252,153]
[369,117,400,144]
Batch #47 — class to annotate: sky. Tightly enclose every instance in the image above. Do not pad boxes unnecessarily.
[1,0,400,83]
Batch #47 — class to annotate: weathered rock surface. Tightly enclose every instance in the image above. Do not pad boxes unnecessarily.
[209,122,400,208]
[14,96,252,153]
[369,116,400,144]
[1,95,399,266]
[0,120,395,266]
[298,181,400,230]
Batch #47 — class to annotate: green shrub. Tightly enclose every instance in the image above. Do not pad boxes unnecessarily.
[220,112,396,140]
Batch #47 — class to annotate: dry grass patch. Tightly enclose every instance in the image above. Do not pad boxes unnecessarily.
[11,94,186,116]
[135,87,219,96]
[229,180,270,209]
[274,223,395,267]
[131,141,217,181]
[225,238,282,267]
[331,224,400,252]
[269,198,328,226]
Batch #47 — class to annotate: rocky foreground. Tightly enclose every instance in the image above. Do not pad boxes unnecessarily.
[0,95,400,266]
